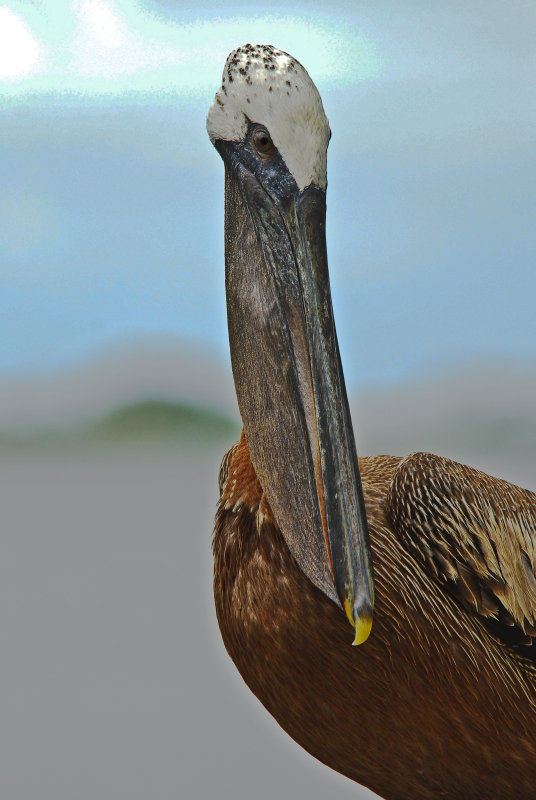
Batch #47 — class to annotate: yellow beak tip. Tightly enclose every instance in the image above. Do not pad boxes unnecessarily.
[352,616,373,646]
[344,598,373,645]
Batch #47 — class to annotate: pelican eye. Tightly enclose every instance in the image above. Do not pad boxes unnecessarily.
[252,127,275,157]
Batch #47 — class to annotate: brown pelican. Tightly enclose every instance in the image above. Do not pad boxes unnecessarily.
[207,44,536,800]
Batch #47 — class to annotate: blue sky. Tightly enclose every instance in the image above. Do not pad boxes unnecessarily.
[1,0,535,389]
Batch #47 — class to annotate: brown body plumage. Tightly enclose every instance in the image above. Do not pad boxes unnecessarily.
[214,433,536,799]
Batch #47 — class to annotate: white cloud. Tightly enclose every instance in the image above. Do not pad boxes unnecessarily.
[72,0,156,76]
[1,1,380,97]
[0,7,41,79]
[77,0,127,49]
[70,0,187,79]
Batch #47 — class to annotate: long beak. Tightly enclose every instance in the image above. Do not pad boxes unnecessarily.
[222,152,374,645]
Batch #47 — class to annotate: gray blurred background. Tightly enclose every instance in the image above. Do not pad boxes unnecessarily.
[1,1,535,798]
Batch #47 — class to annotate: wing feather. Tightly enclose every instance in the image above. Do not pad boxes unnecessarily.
[387,452,536,653]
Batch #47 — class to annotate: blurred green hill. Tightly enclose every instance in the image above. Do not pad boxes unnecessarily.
[0,344,533,487]
[0,400,239,452]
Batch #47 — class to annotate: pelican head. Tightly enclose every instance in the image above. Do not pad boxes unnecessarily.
[207,44,330,190]
[207,45,374,644]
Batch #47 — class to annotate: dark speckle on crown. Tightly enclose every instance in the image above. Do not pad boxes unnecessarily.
[225,43,287,84]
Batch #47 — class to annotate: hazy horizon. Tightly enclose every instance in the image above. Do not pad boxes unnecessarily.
[1,336,535,488]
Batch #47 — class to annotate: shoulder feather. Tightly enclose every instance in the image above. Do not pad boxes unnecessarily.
[387,452,536,655]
